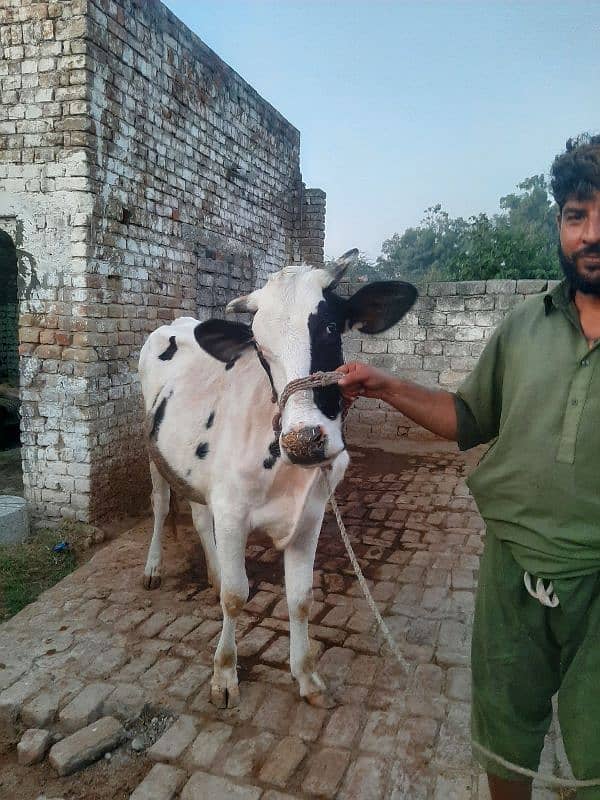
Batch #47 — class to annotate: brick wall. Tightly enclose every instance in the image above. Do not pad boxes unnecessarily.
[0,0,325,525]
[340,278,559,445]
[0,0,96,523]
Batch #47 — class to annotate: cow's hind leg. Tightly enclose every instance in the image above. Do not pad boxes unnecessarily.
[210,516,248,709]
[285,522,335,708]
[189,502,220,596]
[143,460,169,589]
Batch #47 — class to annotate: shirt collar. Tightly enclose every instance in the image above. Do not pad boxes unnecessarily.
[544,280,572,316]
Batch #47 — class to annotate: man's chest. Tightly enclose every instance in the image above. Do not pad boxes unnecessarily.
[502,320,600,464]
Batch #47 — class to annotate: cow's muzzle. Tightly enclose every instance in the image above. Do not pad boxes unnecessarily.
[280,425,328,465]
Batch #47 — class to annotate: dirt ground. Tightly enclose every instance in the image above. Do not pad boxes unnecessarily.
[0,744,151,800]
[0,703,180,800]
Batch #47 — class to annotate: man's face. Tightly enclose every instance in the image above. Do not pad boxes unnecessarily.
[558,190,600,296]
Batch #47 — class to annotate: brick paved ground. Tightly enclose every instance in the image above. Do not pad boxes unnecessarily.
[0,444,566,799]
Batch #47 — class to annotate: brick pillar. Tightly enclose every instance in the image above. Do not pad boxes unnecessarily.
[296,185,326,266]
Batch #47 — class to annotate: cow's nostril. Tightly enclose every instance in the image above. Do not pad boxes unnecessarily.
[310,426,324,443]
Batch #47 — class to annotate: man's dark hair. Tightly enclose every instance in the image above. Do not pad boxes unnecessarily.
[550,133,600,211]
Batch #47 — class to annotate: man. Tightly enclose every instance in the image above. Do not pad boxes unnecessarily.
[338,134,600,800]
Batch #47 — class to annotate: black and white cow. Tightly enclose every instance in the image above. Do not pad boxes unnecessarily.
[138,250,417,708]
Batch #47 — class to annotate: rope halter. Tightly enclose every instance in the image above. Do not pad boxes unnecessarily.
[271,371,347,437]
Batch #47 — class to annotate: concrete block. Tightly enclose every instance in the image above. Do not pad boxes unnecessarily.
[0,496,29,543]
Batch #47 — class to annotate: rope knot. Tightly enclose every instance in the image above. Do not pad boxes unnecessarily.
[272,371,344,436]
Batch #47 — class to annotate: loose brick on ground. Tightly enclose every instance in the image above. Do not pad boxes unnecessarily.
[17,728,52,765]
[49,716,124,776]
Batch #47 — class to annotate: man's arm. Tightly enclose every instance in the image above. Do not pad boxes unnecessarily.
[337,362,458,441]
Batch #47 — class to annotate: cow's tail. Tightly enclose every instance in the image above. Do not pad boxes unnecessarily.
[167,490,179,539]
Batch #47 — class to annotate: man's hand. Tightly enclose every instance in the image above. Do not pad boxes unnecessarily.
[336,362,391,403]
[336,360,459,441]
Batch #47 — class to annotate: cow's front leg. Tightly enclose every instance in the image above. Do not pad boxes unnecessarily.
[210,517,248,709]
[143,460,169,589]
[285,524,335,708]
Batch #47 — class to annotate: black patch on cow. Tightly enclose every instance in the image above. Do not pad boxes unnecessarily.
[308,296,345,420]
[263,439,281,470]
[225,357,238,370]
[206,411,215,428]
[196,442,209,459]
[150,396,168,440]
[194,319,254,364]
[158,336,177,361]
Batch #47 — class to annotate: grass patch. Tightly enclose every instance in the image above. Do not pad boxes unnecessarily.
[0,525,86,622]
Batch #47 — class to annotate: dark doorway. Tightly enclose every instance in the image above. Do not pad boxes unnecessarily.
[0,230,20,452]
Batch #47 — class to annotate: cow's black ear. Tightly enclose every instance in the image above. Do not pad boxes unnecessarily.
[345,281,418,334]
[194,319,254,363]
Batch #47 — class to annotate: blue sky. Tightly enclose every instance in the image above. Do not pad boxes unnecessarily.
[163,1,599,260]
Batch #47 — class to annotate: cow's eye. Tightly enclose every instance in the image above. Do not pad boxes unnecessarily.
[326,322,337,334]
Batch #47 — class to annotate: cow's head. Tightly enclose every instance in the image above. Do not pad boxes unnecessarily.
[195,250,417,466]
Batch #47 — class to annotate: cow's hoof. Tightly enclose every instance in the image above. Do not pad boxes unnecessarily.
[305,690,336,709]
[210,685,227,709]
[210,684,240,709]
[143,574,161,590]
[226,685,240,708]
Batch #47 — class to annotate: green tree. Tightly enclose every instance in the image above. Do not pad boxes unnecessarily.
[376,205,467,282]
[377,175,561,281]
[448,212,560,280]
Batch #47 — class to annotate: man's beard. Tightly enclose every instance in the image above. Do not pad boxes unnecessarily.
[558,244,600,297]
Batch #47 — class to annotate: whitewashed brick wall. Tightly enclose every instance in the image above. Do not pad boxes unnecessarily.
[0,0,324,525]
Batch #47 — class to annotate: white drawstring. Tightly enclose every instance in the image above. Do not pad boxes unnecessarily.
[523,572,560,607]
